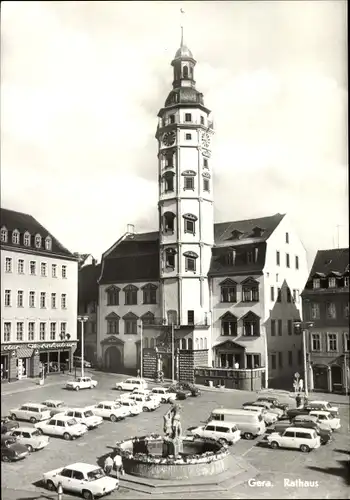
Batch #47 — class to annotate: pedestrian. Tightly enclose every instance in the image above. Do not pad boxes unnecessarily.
[137,369,140,378]
[113,452,124,478]
[159,370,164,384]
[104,455,113,476]
[299,378,304,393]
[295,393,302,408]
[234,362,239,369]
[303,395,309,407]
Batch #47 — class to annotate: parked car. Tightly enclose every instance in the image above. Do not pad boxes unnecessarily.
[116,378,148,391]
[292,414,331,432]
[267,427,321,452]
[128,394,160,412]
[65,377,98,391]
[151,387,177,403]
[174,382,201,397]
[43,462,118,499]
[90,402,129,422]
[115,399,142,416]
[41,400,68,417]
[7,427,50,452]
[263,421,332,445]
[286,407,311,420]
[256,397,288,412]
[242,405,278,426]
[167,384,192,400]
[208,408,266,440]
[307,401,339,417]
[1,418,19,434]
[189,421,241,445]
[308,410,341,431]
[59,408,103,430]
[257,389,297,409]
[243,401,284,418]
[35,416,88,440]
[9,403,51,423]
[73,357,92,368]
[1,435,29,462]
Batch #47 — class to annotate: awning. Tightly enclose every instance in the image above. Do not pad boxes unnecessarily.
[16,348,34,358]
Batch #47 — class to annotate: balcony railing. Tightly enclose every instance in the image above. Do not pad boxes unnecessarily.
[141,315,210,328]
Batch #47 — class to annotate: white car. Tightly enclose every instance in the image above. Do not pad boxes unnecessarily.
[131,388,151,397]
[242,405,278,426]
[247,402,284,418]
[41,400,68,417]
[116,399,143,416]
[35,415,88,440]
[10,403,51,424]
[43,462,118,499]
[116,378,148,391]
[189,421,241,445]
[59,408,103,430]
[65,377,98,391]
[309,410,341,431]
[267,426,321,452]
[8,427,50,452]
[308,400,339,416]
[90,401,129,422]
[151,387,177,403]
[128,394,160,412]
[292,414,330,432]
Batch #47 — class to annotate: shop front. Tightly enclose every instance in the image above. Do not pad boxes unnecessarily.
[1,341,77,382]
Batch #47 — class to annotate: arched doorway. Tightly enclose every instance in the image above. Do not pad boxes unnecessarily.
[313,365,328,392]
[104,346,122,373]
[331,365,342,392]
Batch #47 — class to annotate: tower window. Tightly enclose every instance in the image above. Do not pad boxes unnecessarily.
[184,177,194,190]
[286,232,289,243]
[186,257,196,271]
[200,116,205,125]
[185,220,195,234]
[185,113,192,122]
[185,133,192,140]
[165,248,176,268]
[187,310,194,324]
[169,115,175,124]
[203,158,208,168]
[183,66,189,78]
[163,171,175,192]
[203,179,210,192]
[163,212,175,233]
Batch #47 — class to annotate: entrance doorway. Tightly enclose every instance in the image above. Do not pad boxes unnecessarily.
[104,346,123,373]
[331,365,342,392]
[313,365,328,391]
[1,355,9,381]
[17,358,30,379]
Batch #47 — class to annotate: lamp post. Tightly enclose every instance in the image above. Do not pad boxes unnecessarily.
[171,322,175,383]
[293,320,314,396]
[77,316,89,377]
[138,320,143,378]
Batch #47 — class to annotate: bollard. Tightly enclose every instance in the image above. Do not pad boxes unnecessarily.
[57,481,63,500]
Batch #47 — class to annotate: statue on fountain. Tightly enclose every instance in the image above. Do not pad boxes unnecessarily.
[162,403,183,457]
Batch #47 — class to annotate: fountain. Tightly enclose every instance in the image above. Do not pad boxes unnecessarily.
[114,403,257,490]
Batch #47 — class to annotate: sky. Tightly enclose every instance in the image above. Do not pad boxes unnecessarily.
[1,1,348,267]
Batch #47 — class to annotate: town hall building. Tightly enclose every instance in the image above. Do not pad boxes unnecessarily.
[96,33,309,390]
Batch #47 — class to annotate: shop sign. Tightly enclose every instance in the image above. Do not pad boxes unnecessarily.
[2,342,76,351]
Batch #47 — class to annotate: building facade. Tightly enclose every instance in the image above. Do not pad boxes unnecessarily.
[1,209,78,382]
[96,34,309,389]
[302,248,349,393]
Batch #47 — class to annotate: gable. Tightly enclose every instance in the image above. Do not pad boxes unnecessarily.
[219,312,238,321]
[241,277,259,286]
[123,312,139,320]
[100,336,124,345]
[141,311,155,318]
[141,283,158,290]
[241,311,260,321]
[219,278,237,287]
[105,312,120,320]
[214,340,245,350]
[123,284,139,291]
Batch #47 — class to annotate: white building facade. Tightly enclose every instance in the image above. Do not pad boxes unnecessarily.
[1,209,78,381]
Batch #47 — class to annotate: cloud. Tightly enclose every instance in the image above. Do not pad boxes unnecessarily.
[1,1,348,265]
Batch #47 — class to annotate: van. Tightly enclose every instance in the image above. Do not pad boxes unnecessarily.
[208,408,266,440]
[189,421,241,445]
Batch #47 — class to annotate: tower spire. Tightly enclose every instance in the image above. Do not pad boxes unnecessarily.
[180,8,185,47]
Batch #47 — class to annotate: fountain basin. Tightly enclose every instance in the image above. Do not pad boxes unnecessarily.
[115,435,230,480]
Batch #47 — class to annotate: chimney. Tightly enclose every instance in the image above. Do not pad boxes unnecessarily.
[127,224,135,234]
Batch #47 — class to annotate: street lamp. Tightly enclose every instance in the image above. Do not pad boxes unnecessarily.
[77,316,89,377]
[138,320,143,378]
[294,320,314,396]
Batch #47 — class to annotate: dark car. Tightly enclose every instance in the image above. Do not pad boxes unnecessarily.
[286,407,311,420]
[256,397,288,412]
[179,382,201,397]
[1,418,19,435]
[263,421,331,445]
[167,383,192,400]
[1,435,29,462]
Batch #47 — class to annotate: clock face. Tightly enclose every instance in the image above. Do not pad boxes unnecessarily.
[162,131,176,147]
[202,132,211,148]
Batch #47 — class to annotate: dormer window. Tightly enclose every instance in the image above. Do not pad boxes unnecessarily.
[12,229,20,244]
[35,234,42,248]
[226,250,236,266]
[165,248,176,268]
[163,212,176,233]
[345,276,349,287]
[328,277,336,288]
[313,279,321,289]
[45,236,52,251]
[1,227,8,243]
[252,226,264,237]
[230,229,243,240]
[24,232,31,246]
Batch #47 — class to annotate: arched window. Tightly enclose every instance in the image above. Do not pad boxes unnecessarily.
[144,337,149,349]
[188,338,193,350]
[45,236,52,251]
[195,338,199,350]
[181,338,187,349]
[106,286,120,306]
[199,338,203,349]
[35,234,42,248]
[183,66,189,78]
[12,229,20,244]
[163,171,175,192]
[163,212,176,233]
[0,227,8,243]
[165,248,176,269]
[204,338,207,348]
[24,231,31,246]
[150,338,155,348]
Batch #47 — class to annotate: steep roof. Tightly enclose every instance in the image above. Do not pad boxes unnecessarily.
[307,248,349,279]
[0,208,75,259]
[78,263,101,305]
[99,214,284,284]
